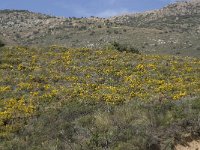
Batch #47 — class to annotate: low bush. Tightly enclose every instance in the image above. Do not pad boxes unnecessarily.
[0,40,5,47]
[107,41,140,54]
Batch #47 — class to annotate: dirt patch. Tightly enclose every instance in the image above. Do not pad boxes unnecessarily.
[175,140,200,150]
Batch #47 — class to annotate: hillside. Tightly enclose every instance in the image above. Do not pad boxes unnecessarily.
[0,46,200,149]
[0,1,200,149]
[0,0,200,57]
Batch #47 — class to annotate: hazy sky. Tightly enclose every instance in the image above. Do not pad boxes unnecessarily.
[0,0,177,18]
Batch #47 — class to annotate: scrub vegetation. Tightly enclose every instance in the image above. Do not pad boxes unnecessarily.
[0,46,199,149]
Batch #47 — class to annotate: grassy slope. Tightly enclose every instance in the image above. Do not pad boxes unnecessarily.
[0,46,200,149]
[9,25,200,58]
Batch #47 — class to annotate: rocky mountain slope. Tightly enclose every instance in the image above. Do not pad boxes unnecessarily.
[113,0,200,30]
[0,0,200,57]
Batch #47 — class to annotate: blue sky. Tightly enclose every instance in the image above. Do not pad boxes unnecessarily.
[0,0,176,18]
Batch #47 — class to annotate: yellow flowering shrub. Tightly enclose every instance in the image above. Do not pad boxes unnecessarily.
[0,46,200,137]
[0,98,35,137]
[0,86,11,93]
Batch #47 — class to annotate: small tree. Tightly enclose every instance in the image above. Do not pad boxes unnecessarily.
[97,25,102,28]
[0,40,5,47]
[108,41,140,54]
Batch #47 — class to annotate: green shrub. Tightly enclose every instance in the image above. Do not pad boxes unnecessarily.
[108,41,140,54]
[0,40,5,47]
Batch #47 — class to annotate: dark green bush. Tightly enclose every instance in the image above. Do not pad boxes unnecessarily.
[109,41,140,54]
[0,40,5,47]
